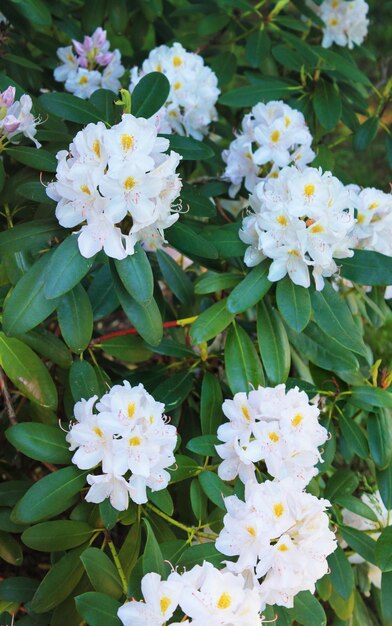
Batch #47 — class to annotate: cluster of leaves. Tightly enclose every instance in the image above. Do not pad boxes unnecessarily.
[0,0,392,625]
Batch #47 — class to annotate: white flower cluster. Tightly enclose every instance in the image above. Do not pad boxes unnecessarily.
[216,477,337,609]
[118,562,265,626]
[351,186,392,257]
[239,165,356,290]
[66,381,177,509]
[129,42,220,140]
[0,86,41,148]
[54,27,124,98]
[222,101,315,197]
[308,0,369,49]
[342,490,391,590]
[46,114,182,259]
[216,384,328,487]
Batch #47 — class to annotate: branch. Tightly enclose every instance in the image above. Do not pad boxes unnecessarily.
[0,367,17,426]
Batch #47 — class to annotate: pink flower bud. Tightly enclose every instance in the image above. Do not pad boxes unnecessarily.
[3,114,21,134]
[0,86,16,107]
[78,56,88,68]
[83,35,93,51]
[96,52,113,66]
[93,27,107,48]
[72,39,85,56]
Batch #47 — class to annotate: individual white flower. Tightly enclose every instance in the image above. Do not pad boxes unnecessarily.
[351,186,392,257]
[47,113,182,259]
[118,572,183,626]
[216,384,328,486]
[223,101,314,196]
[67,381,178,509]
[216,478,337,609]
[54,27,124,97]
[308,0,369,49]
[129,42,220,139]
[0,87,41,148]
[239,165,356,289]
[342,490,390,589]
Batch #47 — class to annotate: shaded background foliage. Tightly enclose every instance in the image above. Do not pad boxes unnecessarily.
[0,0,392,625]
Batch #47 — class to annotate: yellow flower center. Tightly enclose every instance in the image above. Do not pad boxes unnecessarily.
[357,213,365,224]
[172,55,182,67]
[245,151,252,160]
[288,249,300,257]
[67,53,74,62]
[156,63,162,72]
[242,405,251,421]
[329,18,338,26]
[284,116,291,128]
[174,81,182,90]
[291,413,303,427]
[273,502,284,518]
[311,224,324,234]
[124,176,137,190]
[304,183,315,198]
[270,130,280,143]
[80,185,91,195]
[128,402,136,418]
[247,526,256,537]
[217,593,232,610]
[93,426,104,437]
[169,110,178,117]
[129,436,141,446]
[368,202,379,210]
[92,139,101,159]
[79,75,89,85]
[331,0,339,7]
[121,134,134,152]
[278,543,289,552]
[160,596,171,614]
[268,431,280,443]
[276,215,288,226]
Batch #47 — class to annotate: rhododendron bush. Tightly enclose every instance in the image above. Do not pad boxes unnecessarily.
[0,0,391,624]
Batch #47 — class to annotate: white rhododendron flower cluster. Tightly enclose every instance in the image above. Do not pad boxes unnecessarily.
[239,165,356,290]
[47,114,182,259]
[342,490,391,590]
[216,477,337,609]
[129,42,220,139]
[351,186,392,256]
[118,562,265,626]
[223,101,315,197]
[216,384,328,486]
[308,0,369,49]
[0,86,41,148]
[54,27,124,98]
[66,381,177,509]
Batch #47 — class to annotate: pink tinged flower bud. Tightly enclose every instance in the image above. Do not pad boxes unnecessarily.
[93,27,107,48]
[78,56,88,68]
[1,86,16,108]
[72,39,86,56]
[96,52,113,66]
[3,114,21,134]
[83,35,94,51]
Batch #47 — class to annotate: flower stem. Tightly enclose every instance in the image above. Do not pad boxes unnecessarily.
[145,502,216,540]
[107,537,128,596]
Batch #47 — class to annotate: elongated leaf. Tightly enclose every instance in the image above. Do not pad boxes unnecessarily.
[201,372,223,435]
[313,80,341,129]
[161,135,214,160]
[339,250,392,285]
[6,423,71,464]
[6,146,56,172]
[292,591,326,626]
[80,548,123,599]
[257,300,290,385]
[142,519,165,577]
[76,592,122,626]
[377,462,392,511]
[328,547,355,600]
[187,435,219,456]
[219,78,299,106]
[88,263,120,321]
[350,387,392,410]
[190,299,235,344]
[353,116,379,151]
[276,277,311,332]
[12,467,87,524]
[225,322,265,394]
[368,411,392,469]
[157,249,193,304]
[198,471,232,509]
[19,328,72,369]
[334,495,378,523]
[101,335,152,363]
[0,531,22,566]
[195,272,242,295]
[375,527,392,572]
[114,243,154,304]
[31,547,85,613]
[22,521,94,551]
[0,219,62,257]
[227,262,271,313]
[69,360,101,402]
[44,236,95,299]
[3,252,59,335]
[339,412,368,459]
[0,577,38,602]
[0,333,57,409]
[177,542,223,569]
[203,223,247,259]
[39,92,102,124]
[132,72,170,117]
[57,284,93,353]
[153,371,193,411]
[245,29,270,68]
[339,526,377,564]
[165,222,218,259]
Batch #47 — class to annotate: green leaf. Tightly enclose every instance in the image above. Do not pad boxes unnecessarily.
[80,548,123,599]
[148,489,174,516]
[381,571,392,625]
[338,412,368,459]
[353,116,379,151]
[0,333,58,409]
[375,527,392,572]
[169,454,200,484]
[39,92,102,124]
[190,479,207,522]
[327,547,355,600]
[69,360,101,402]
[339,250,392,286]
[75,592,122,626]
[31,547,85,613]
[0,220,62,257]
[257,300,290,385]
[162,135,214,160]
[101,335,152,363]
[114,244,154,304]
[195,272,242,295]
[368,411,392,469]
[2,252,59,335]
[19,328,72,369]
[142,519,165,577]
[227,262,271,313]
[0,532,23,566]
[324,469,358,501]
[198,471,233,509]
[291,591,326,626]
[310,283,367,357]
[5,423,71,464]
[88,263,120,321]
[219,78,299,107]
[210,52,237,86]
[351,387,392,410]
[157,249,193,304]
[377,462,392,511]
[181,183,215,218]
[339,526,377,565]
[0,481,32,507]
[12,467,87,524]
[165,222,218,259]
[89,89,116,125]
[132,72,170,118]
[22,521,94,551]
[14,0,52,26]
[57,284,93,353]
[202,223,247,259]
[334,495,378,523]
[112,264,163,346]
[190,299,235,344]
[225,322,265,394]
[187,435,219,456]
[313,80,341,129]
[6,146,57,172]
[119,522,141,579]
[276,276,311,332]
[99,499,119,530]
[245,29,270,68]
[0,577,38,603]
[153,371,193,411]
[201,372,223,436]
[177,542,223,568]
[44,236,95,300]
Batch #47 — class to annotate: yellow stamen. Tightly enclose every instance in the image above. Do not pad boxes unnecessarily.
[93,426,104,437]
[128,403,136,418]
[217,593,232,610]
[247,526,256,537]
[80,185,91,195]
[356,213,365,224]
[291,414,303,427]
[277,543,289,552]
[270,130,280,143]
[174,81,182,90]
[368,202,379,210]
[92,139,101,159]
[129,436,141,446]
[172,55,182,67]
[284,116,291,128]
[273,502,284,518]
[277,215,288,226]
[242,405,251,421]
[329,18,338,25]
[79,75,89,85]
[268,431,280,443]
[169,110,178,117]
[288,249,300,257]
[311,224,324,234]
[121,134,134,152]
[304,183,315,198]
[124,176,137,190]
[156,63,162,72]
[160,596,171,614]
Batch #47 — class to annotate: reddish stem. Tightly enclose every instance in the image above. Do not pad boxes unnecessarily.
[92,320,181,344]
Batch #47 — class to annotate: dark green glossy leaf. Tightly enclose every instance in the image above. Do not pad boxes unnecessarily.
[0,220,62,258]
[39,92,102,124]
[201,372,223,436]
[75,592,122,626]
[132,72,170,118]
[225,322,265,394]
[276,276,311,332]
[142,519,165,577]
[190,299,235,344]
[22,521,94,551]
[375,527,392,572]
[114,244,154,304]
[44,236,95,300]
[313,80,341,129]
[227,261,271,313]
[57,284,93,353]
[339,250,392,286]
[327,547,355,600]
[69,360,101,402]
[6,147,56,172]
[339,526,377,565]
[157,249,193,304]
[31,547,85,613]
[257,300,290,385]
[5,423,71,464]
[81,548,123,599]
